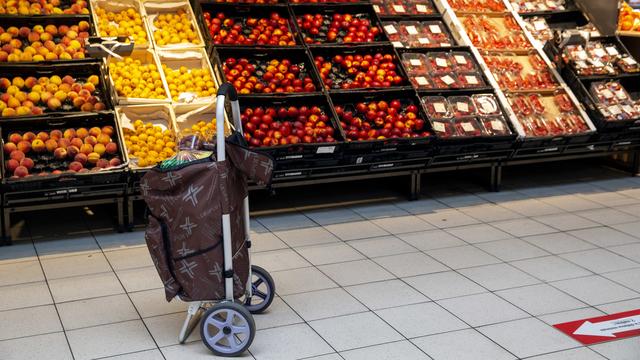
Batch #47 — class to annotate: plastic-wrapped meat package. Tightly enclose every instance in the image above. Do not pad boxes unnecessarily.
[422,96,452,119]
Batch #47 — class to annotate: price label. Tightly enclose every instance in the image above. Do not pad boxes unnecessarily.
[622,104,636,114]
[606,46,619,56]
[491,120,505,131]
[454,55,467,65]
[392,41,404,48]
[373,4,381,12]
[577,50,588,60]
[392,4,406,12]
[575,60,588,68]
[434,102,447,113]
[609,104,622,115]
[416,4,428,12]
[591,59,605,68]
[418,37,430,44]
[441,75,455,85]
[433,121,446,132]
[435,57,448,68]
[415,76,429,86]
[316,146,336,154]
[623,57,638,65]
[409,59,423,66]
[384,25,398,34]
[615,90,628,100]
[429,25,442,34]
[534,20,547,31]
[456,102,469,113]
[406,25,418,35]
[465,75,479,85]
[525,2,536,10]
[461,122,474,132]
[593,48,606,58]
[602,89,614,99]
[441,42,452,47]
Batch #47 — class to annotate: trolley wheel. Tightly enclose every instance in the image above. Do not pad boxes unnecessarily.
[244,265,275,314]
[200,302,255,357]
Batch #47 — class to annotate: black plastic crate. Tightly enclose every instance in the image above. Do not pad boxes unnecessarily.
[371,0,440,20]
[0,1,94,17]
[0,61,114,119]
[329,89,435,164]
[211,46,324,96]
[310,44,412,92]
[0,112,127,192]
[382,19,456,49]
[526,10,591,31]
[288,0,371,5]
[290,4,388,46]
[0,15,96,65]
[196,3,302,47]
[236,94,346,170]
[513,0,577,16]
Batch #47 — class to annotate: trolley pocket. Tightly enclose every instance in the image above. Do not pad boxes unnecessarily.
[145,215,182,301]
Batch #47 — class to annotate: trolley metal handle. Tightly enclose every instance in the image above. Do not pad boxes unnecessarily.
[215,83,242,162]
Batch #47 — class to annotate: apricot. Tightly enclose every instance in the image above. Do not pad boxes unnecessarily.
[93,143,106,155]
[87,152,100,164]
[31,139,45,152]
[79,143,93,155]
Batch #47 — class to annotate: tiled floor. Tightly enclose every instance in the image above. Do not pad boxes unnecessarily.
[1,164,640,359]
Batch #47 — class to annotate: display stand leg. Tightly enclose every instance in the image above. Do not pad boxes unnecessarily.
[3,209,11,246]
[632,150,640,177]
[117,197,125,233]
[490,163,502,192]
[410,171,421,201]
[127,196,135,231]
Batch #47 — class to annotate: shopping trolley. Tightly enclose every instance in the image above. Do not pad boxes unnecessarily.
[141,84,275,357]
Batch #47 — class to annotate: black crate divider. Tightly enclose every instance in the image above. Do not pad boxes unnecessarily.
[0,112,127,193]
[289,3,389,46]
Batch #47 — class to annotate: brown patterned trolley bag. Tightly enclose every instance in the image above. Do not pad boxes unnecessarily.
[141,85,275,357]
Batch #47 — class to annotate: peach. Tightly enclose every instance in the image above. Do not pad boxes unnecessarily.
[96,133,110,145]
[51,170,62,175]
[17,141,31,153]
[79,143,92,155]
[0,93,10,103]
[53,147,67,159]
[72,52,85,60]
[80,102,93,112]
[62,75,74,85]
[24,77,37,88]
[74,153,88,164]
[0,78,11,89]
[44,40,56,51]
[77,89,90,98]
[109,157,121,167]
[71,83,83,93]
[78,168,89,173]
[50,129,62,140]
[82,82,95,93]
[14,165,28,177]
[88,127,101,137]
[2,108,16,117]
[39,32,52,42]
[14,92,27,103]
[5,159,19,172]
[58,138,70,149]
[105,142,118,154]
[72,97,85,108]
[67,91,78,100]
[45,139,57,152]
[96,158,109,168]
[59,25,70,35]
[32,54,44,62]
[23,132,36,141]
[27,91,40,103]
[87,75,99,86]
[16,106,30,116]
[59,52,72,60]
[101,126,114,137]
[9,150,25,161]
[70,138,83,148]
[68,161,83,171]
[8,133,22,144]
[3,142,17,154]
[45,83,58,93]
[45,25,57,35]
[86,96,97,105]
[87,152,100,164]
[31,107,44,115]
[76,128,88,139]
[31,139,45,152]
[94,102,106,111]
[21,100,34,109]
[63,128,75,139]
[50,75,62,85]
[47,97,61,111]
[45,52,58,61]
[54,90,66,102]
[78,21,90,32]
[66,145,79,158]
[58,83,71,93]
[28,32,40,43]
[20,157,33,170]
[7,97,20,109]
[93,143,105,155]
[40,91,53,103]
[0,51,8,62]
[84,135,97,146]
[66,30,78,40]
[36,132,49,141]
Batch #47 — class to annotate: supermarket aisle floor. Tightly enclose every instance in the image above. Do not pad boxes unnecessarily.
[1,165,640,360]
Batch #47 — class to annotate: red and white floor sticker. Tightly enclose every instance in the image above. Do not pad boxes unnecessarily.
[554,309,640,345]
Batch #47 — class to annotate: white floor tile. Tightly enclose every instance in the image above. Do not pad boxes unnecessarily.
[595,298,640,314]
[0,241,37,264]
[373,252,448,278]
[437,193,487,208]
[608,243,640,260]
[397,230,466,251]
[427,245,501,269]
[253,297,303,330]
[615,203,640,217]
[417,209,481,229]
[303,208,364,225]
[49,272,124,303]
[128,288,187,318]
[578,190,639,207]
[144,312,200,347]
[94,231,146,251]
[496,284,586,316]
[41,252,111,280]
[590,337,640,360]
[394,198,449,215]
[251,323,333,360]
[115,266,163,293]
[458,204,522,223]
[537,307,605,326]
[477,317,578,358]
[283,288,366,321]
[371,215,435,234]
[0,332,73,360]
[296,243,365,266]
[318,259,394,287]
[310,312,403,351]
[412,329,516,360]
[305,354,342,360]
[250,232,288,253]
[532,213,600,231]
[602,268,640,292]
[273,227,341,248]
[404,271,486,300]
[575,208,638,226]
[612,221,640,239]
[540,195,603,212]
[490,219,556,237]
[0,281,52,311]
[459,263,540,291]
[102,349,165,360]
[104,247,154,270]
[252,249,310,272]
[568,227,640,247]
[445,224,513,244]
[66,320,156,360]
[521,233,596,254]
[324,220,389,241]
[438,292,529,327]
[511,256,592,282]
[560,249,639,274]
[498,198,564,217]
[345,279,428,310]
[341,340,430,360]
[552,275,639,305]
[256,213,316,232]
[376,302,468,338]
[348,236,416,258]
[351,203,409,219]
[0,305,61,340]
[57,294,139,330]
[34,235,100,258]
[477,238,549,261]
[0,260,44,286]
[272,267,337,296]
[161,341,254,359]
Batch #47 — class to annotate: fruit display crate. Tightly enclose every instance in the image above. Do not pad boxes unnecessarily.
[90,0,152,50]
[372,0,441,20]
[211,46,324,96]
[0,0,93,17]
[0,15,96,64]
[144,0,206,50]
[0,61,114,119]
[329,89,435,165]
[290,3,389,46]
[0,112,128,192]
[510,0,577,16]
[197,3,303,47]
[382,18,457,49]
[238,94,345,170]
[309,43,412,92]
[108,48,172,105]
